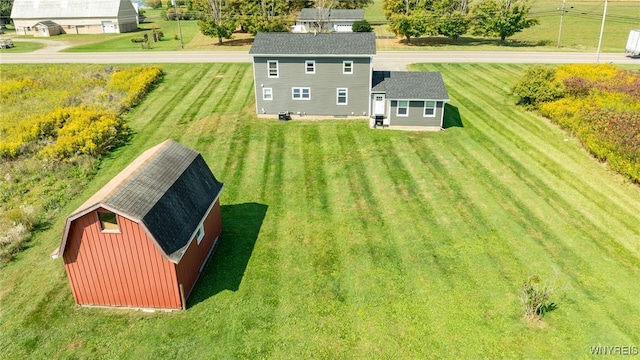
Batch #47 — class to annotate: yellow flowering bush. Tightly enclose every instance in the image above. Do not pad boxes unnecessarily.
[517,64,640,183]
[0,65,162,159]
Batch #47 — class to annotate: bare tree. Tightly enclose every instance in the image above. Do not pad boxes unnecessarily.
[311,0,336,33]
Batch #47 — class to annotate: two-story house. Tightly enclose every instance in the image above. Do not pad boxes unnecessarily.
[249,32,450,130]
[250,32,376,119]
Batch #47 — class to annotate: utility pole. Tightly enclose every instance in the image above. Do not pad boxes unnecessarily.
[557,0,567,48]
[596,0,608,63]
[172,0,184,49]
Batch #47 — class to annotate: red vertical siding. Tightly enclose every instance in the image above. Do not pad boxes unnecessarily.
[63,208,182,309]
[176,200,223,301]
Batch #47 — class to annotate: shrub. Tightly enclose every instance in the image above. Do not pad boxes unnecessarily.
[130,37,145,43]
[512,65,564,106]
[145,0,162,9]
[520,275,557,320]
[352,20,373,33]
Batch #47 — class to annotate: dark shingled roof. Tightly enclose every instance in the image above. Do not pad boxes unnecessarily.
[297,8,364,21]
[62,140,223,263]
[372,71,450,100]
[249,32,376,56]
[36,20,60,27]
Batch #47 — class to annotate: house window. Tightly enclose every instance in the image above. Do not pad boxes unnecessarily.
[98,211,119,232]
[196,223,205,245]
[263,88,273,101]
[337,88,348,105]
[292,87,311,100]
[343,61,353,74]
[424,101,436,117]
[305,60,315,74]
[267,60,278,78]
[397,100,409,117]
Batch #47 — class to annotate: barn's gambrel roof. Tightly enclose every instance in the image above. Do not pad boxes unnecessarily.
[249,32,376,56]
[11,0,136,19]
[372,71,450,100]
[56,140,224,263]
[297,8,364,22]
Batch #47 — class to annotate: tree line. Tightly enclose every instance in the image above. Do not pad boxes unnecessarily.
[384,0,538,43]
[184,0,537,45]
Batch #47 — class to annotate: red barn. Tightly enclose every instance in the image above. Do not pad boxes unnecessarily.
[52,140,224,310]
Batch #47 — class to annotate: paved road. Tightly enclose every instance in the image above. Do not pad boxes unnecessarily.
[1,42,638,69]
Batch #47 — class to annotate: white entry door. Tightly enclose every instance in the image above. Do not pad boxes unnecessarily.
[373,94,385,116]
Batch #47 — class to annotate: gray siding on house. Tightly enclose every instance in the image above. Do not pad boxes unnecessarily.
[253,56,371,116]
[389,100,445,127]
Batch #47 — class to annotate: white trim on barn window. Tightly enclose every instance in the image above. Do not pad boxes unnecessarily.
[343,61,353,74]
[292,87,311,100]
[97,211,120,232]
[305,60,315,74]
[196,223,205,245]
[397,100,409,117]
[423,101,436,117]
[337,88,348,105]
[263,87,273,101]
[267,60,279,78]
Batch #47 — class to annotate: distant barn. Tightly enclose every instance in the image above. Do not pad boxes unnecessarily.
[11,0,138,36]
[52,140,224,310]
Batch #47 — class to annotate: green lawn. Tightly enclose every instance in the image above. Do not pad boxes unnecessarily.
[1,63,640,358]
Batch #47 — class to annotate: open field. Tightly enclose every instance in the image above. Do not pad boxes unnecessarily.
[1,63,640,358]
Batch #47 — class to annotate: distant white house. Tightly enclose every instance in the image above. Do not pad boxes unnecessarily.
[11,0,139,36]
[292,8,365,33]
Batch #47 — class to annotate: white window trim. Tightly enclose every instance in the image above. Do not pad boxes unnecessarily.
[337,88,348,105]
[97,211,120,233]
[196,223,205,245]
[397,100,409,117]
[292,87,311,100]
[267,60,279,78]
[263,87,273,101]
[305,60,315,74]
[423,100,436,117]
[343,61,353,74]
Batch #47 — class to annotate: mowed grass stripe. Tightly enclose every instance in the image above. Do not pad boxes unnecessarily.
[177,63,229,125]
[212,64,247,114]
[440,67,640,246]
[226,64,255,114]
[440,63,640,218]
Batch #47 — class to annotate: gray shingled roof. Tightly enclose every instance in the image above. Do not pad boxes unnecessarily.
[297,8,364,21]
[11,0,135,19]
[61,140,223,263]
[372,71,450,100]
[249,32,376,56]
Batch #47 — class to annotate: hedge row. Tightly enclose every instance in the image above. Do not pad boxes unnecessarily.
[513,64,640,183]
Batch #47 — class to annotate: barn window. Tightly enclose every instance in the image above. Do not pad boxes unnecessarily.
[196,223,205,244]
[98,211,119,232]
